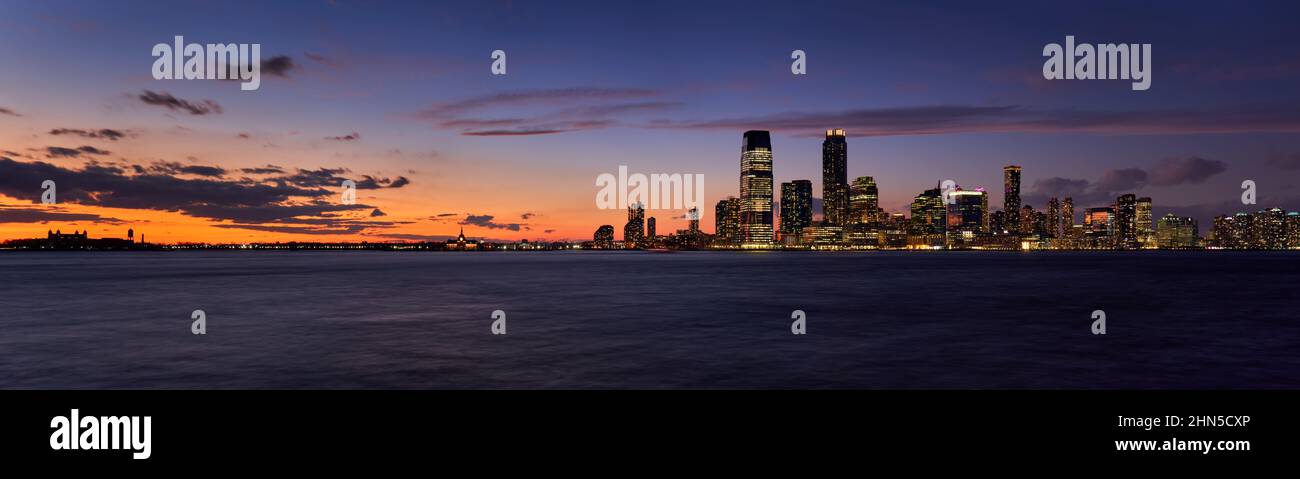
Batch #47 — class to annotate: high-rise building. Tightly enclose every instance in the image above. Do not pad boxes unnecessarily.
[780,180,813,238]
[1255,207,1286,249]
[1288,211,1300,249]
[848,176,879,225]
[946,188,987,234]
[1046,197,1061,238]
[821,129,849,226]
[594,225,615,249]
[1115,194,1138,249]
[714,197,741,246]
[687,207,700,232]
[909,185,946,235]
[624,202,645,248]
[1156,214,1198,249]
[646,217,657,240]
[1061,197,1075,237]
[1085,207,1115,236]
[1136,197,1154,248]
[739,130,774,246]
[1003,165,1022,233]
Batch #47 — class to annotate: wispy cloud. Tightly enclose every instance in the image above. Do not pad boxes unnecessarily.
[655,103,1300,137]
[137,90,222,115]
[418,87,675,136]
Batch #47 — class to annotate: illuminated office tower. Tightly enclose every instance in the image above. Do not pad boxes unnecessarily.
[1156,214,1198,249]
[1136,197,1154,248]
[688,207,700,232]
[1003,165,1022,233]
[1258,207,1287,249]
[780,180,813,238]
[624,202,645,248]
[946,188,987,234]
[646,217,657,240]
[909,185,946,234]
[848,176,879,224]
[1046,198,1060,238]
[739,130,774,246]
[1115,194,1138,249]
[715,197,741,245]
[822,129,849,226]
[1061,197,1075,237]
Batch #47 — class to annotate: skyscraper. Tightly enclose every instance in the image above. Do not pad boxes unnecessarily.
[1136,197,1153,248]
[624,202,645,248]
[821,129,849,226]
[1046,197,1061,238]
[909,185,946,235]
[1061,197,1075,237]
[1003,165,1022,233]
[849,176,879,225]
[715,197,741,246]
[646,216,657,240]
[1115,194,1138,249]
[780,180,813,238]
[739,130,774,246]
[946,188,987,234]
[687,207,700,232]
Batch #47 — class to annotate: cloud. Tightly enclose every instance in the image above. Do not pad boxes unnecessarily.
[657,103,1300,137]
[240,165,284,175]
[138,90,222,115]
[370,208,386,217]
[270,168,410,190]
[462,128,570,136]
[419,87,669,136]
[49,128,128,141]
[0,157,377,225]
[147,160,228,177]
[520,212,537,220]
[0,206,126,224]
[261,55,296,77]
[1147,156,1227,185]
[459,214,522,231]
[1093,168,1148,192]
[303,52,337,67]
[325,132,361,141]
[1023,157,1229,207]
[544,229,556,234]
[45,146,110,158]
[0,106,20,117]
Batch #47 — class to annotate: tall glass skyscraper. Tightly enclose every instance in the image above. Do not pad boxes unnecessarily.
[624,202,645,248]
[849,176,878,225]
[1136,197,1154,248]
[739,130,774,246]
[1003,165,1022,234]
[822,129,849,226]
[780,180,813,237]
[1115,194,1138,249]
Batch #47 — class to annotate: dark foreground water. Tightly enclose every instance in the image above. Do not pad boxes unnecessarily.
[1,251,1297,389]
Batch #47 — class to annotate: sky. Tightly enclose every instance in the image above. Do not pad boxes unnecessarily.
[2,0,1300,243]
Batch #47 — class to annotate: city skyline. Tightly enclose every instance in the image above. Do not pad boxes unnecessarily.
[3,1,1300,244]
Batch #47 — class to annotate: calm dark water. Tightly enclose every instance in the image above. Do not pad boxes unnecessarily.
[1,251,1297,389]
